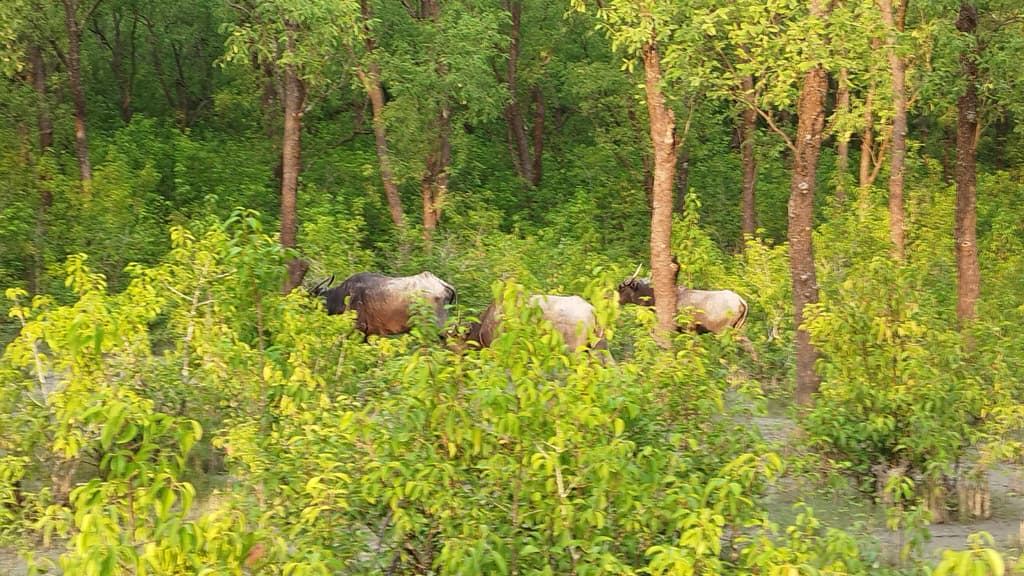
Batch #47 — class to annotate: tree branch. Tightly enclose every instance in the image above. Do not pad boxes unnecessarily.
[755,107,796,153]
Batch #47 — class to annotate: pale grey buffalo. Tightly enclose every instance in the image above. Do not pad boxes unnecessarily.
[617,267,748,334]
[309,271,456,337]
[457,294,609,356]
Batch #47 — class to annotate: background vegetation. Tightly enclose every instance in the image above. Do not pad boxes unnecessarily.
[0,0,1023,574]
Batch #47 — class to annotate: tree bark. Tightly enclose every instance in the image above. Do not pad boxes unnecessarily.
[882,0,908,260]
[31,45,54,155]
[62,0,92,185]
[421,106,451,243]
[790,2,830,407]
[418,0,450,245]
[740,74,758,242]
[503,0,534,185]
[30,44,53,295]
[674,145,689,213]
[280,25,306,293]
[358,0,404,228]
[530,84,544,186]
[641,37,678,343]
[858,80,875,193]
[835,68,851,203]
[954,3,980,325]
[89,9,136,123]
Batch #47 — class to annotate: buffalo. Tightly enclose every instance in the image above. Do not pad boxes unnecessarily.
[617,266,748,334]
[308,271,456,337]
[455,294,610,358]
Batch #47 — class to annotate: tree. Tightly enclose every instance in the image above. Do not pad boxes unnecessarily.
[641,36,679,340]
[61,0,92,186]
[86,0,137,124]
[570,1,679,340]
[224,0,359,292]
[739,74,757,241]
[881,0,908,260]
[835,67,852,202]
[353,0,405,229]
[954,2,980,325]
[789,56,829,406]
[279,21,306,292]
[365,0,505,245]
[131,0,222,128]
[499,0,548,189]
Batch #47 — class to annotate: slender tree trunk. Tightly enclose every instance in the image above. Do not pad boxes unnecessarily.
[358,0,404,228]
[30,46,54,156]
[629,108,655,206]
[30,45,53,295]
[503,0,534,185]
[858,82,875,193]
[89,10,136,123]
[62,0,92,185]
[835,68,851,203]
[530,84,544,186]
[171,45,194,129]
[641,36,678,343]
[280,26,307,293]
[674,145,689,213]
[140,13,179,122]
[954,3,980,325]
[993,115,1010,171]
[361,62,405,229]
[740,74,758,242]
[421,106,451,243]
[790,7,830,406]
[416,0,451,245]
[882,0,908,259]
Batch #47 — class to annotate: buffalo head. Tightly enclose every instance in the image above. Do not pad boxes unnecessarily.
[617,264,654,306]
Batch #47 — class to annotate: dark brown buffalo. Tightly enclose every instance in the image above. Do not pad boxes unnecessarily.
[456,294,610,357]
[617,266,748,334]
[309,271,456,337]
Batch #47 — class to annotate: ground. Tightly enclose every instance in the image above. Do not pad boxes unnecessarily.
[754,412,1024,566]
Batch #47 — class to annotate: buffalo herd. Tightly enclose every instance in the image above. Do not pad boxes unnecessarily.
[306,263,748,354]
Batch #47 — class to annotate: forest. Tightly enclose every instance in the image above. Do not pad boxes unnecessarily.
[1,0,1023,573]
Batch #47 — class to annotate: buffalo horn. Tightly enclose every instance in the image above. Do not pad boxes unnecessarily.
[627,264,643,283]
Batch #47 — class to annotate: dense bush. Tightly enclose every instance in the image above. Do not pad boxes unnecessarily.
[0,215,936,575]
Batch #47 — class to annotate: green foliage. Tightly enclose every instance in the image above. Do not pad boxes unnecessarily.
[802,257,980,485]
[2,0,1024,572]
[933,532,1007,576]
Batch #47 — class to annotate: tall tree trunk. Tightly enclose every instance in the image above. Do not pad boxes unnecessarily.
[418,0,450,245]
[954,3,980,325]
[674,145,689,213]
[172,44,195,129]
[421,106,451,244]
[30,44,53,295]
[503,0,534,185]
[530,84,544,186]
[835,68,851,203]
[858,39,889,199]
[280,26,307,293]
[641,36,678,343]
[358,0,404,228]
[790,7,831,406]
[882,0,908,260]
[858,82,875,194]
[139,12,179,123]
[993,115,1010,171]
[62,0,92,186]
[740,74,758,242]
[30,46,54,156]
[89,10,136,123]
